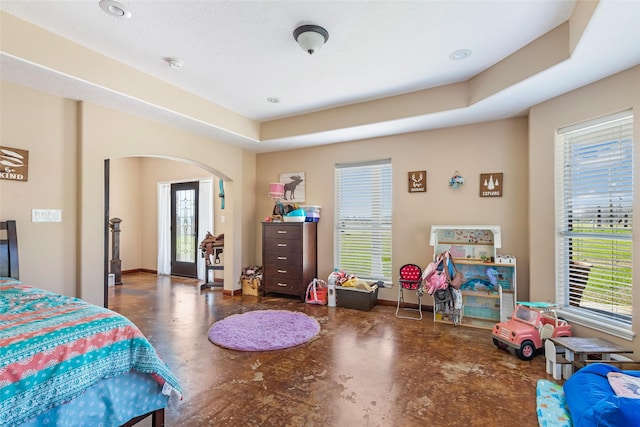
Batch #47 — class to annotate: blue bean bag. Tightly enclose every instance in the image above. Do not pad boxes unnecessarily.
[564,363,640,427]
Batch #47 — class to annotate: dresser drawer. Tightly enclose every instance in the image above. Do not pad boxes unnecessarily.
[263,238,302,256]
[263,224,302,241]
[263,251,302,267]
[264,264,302,280]
[264,276,303,295]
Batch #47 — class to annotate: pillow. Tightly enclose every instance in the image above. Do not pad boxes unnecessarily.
[608,372,640,399]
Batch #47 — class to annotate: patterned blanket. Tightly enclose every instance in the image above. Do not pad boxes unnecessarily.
[0,278,182,426]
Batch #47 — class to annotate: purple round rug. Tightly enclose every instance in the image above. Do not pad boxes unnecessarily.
[208,310,321,351]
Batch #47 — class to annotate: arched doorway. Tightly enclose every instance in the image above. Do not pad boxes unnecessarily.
[103,156,228,307]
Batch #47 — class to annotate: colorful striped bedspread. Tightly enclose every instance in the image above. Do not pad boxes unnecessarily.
[0,278,182,426]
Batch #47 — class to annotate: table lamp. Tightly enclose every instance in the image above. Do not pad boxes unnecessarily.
[268,182,285,220]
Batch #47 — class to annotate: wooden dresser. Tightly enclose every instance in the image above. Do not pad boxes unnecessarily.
[262,222,317,301]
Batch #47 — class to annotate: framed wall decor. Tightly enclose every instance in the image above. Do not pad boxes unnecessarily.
[279,172,306,203]
[408,170,426,193]
[480,173,503,197]
[0,146,29,182]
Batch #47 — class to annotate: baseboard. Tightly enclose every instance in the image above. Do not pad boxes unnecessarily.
[223,288,242,296]
[122,268,157,275]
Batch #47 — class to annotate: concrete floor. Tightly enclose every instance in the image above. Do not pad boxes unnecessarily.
[108,272,550,427]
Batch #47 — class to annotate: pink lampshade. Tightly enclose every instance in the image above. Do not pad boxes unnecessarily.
[268,182,284,199]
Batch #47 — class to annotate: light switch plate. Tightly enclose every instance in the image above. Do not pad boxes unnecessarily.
[32,209,62,222]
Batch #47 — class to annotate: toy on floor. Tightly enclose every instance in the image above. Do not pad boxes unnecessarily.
[536,379,571,427]
[492,303,572,360]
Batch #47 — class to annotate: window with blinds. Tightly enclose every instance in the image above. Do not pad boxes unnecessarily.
[335,159,392,283]
[555,111,633,336]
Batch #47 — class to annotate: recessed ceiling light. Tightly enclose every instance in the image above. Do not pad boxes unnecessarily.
[449,49,472,61]
[267,97,280,104]
[164,58,183,69]
[99,0,132,18]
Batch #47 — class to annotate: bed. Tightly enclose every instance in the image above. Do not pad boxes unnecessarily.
[0,220,182,426]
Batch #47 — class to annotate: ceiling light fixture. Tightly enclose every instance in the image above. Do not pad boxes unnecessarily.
[99,0,132,18]
[293,25,329,55]
[449,49,472,61]
[165,58,183,70]
[266,97,280,104]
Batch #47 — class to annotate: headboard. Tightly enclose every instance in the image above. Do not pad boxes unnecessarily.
[0,220,19,279]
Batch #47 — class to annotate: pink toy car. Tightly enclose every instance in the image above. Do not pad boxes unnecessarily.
[492,304,572,360]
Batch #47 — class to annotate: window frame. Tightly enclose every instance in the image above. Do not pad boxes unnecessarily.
[334,159,392,283]
[554,110,634,340]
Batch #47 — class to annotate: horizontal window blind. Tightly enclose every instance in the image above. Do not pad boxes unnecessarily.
[556,111,633,328]
[335,160,392,282]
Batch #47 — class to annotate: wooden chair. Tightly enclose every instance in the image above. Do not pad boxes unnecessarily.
[569,260,592,307]
[200,233,224,290]
[545,339,571,380]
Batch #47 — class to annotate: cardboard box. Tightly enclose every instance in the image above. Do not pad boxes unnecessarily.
[242,278,261,296]
[336,284,378,311]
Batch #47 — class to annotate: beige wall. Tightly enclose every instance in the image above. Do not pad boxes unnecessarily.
[109,157,143,271]
[78,102,253,305]
[2,65,639,354]
[0,82,78,296]
[256,117,530,304]
[529,66,640,352]
[138,158,217,271]
[109,157,219,273]
[1,81,256,305]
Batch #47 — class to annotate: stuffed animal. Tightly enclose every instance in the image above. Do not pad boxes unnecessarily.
[486,267,499,290]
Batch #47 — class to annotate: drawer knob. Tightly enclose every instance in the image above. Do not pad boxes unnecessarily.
[277,269,287,274]
[277,282,287,287]
[277,256,287,260]
[278,243,287,247]
[277,230,287,234]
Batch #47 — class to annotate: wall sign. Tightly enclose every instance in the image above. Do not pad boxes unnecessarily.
[480,173,503,197]
[0,146,29,182]
[408,171,426,193]
[279,172,305,202]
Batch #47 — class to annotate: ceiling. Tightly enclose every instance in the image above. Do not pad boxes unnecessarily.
[1,0,639,153]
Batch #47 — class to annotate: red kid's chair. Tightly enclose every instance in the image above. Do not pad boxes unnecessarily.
[395,264,423,320]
